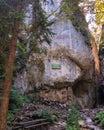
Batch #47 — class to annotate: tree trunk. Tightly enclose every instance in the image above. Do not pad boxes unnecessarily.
[0,19,19,130]
[91,37,100,82]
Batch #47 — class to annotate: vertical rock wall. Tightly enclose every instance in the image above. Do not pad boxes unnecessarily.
[14,18,96,108]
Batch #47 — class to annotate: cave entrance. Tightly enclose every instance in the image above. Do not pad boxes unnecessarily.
[97,84,104,105]
[72,80,96,108]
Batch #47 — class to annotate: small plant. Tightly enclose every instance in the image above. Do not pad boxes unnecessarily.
[33,110,57,125]
[7,111,14,124]
[9,86,30,110]
[8,86,30,122]
[66,107,81,130]
[95,111,104,128]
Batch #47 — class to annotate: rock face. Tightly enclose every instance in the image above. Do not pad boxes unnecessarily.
[14,18,96,108]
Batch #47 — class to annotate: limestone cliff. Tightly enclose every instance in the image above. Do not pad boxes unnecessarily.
[14,17,96,108]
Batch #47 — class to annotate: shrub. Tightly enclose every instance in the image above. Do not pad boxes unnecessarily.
[7,111,14,123]
[95,111,104,128]
[9,86,30,110]
[66,107,81,130]
[33,110,57,125]
[8,86,30,122]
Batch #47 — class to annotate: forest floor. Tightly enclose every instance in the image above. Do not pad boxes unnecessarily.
[38,103,104,130]
[9,100,104,130]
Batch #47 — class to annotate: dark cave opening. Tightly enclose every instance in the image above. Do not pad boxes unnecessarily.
[97,84,104,105]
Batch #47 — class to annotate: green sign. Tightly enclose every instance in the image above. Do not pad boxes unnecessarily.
[51,64,61,69]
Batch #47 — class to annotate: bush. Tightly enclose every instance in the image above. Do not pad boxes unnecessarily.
[95,111,104,128]
[66,107,81,130]
[9,86,30,110]
[8,86,30,122]
[33,110,57,125]
[7,111,14,123]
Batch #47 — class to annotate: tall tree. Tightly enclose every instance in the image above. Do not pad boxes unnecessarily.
[93,0,104,81]
[0,0,54,129]
[91,37,100,81]
[0,19,19,130]
[0,1,21,129]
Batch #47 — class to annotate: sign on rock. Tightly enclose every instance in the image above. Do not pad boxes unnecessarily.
[51,64,61,69]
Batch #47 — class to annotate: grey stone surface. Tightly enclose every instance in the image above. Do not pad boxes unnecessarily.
[14,18,95,108]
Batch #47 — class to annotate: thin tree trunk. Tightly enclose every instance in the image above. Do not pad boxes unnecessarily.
[0,19,19,130]
[91,37,100,82]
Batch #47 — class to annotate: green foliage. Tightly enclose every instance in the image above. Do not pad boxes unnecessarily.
[62,0,80,14]
[0,0,54,87]
[61,0,84,30]
[95,111,104,128]
[61,0,90,44]
[0,0,25,86]
[33,110,57,125]
[15,43,27,73]
[66,107,81,130]
[7,111,14,123]
[8,86,30,122]
[95,0,104,24]
[9,86,30,110]
[29,0,54,53]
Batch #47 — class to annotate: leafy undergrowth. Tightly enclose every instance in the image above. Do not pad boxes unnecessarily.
[8,86,30,123]
[95,111,104,128]
[8,89,62,127]
[8,103,60,128]
[66,107,82,130]
[8,89,83,129]
[33,110,58,125]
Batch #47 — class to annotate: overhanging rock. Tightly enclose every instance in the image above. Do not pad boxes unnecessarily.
[15,19,95,108]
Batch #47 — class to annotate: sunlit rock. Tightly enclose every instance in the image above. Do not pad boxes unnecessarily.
[14,16,95,108]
